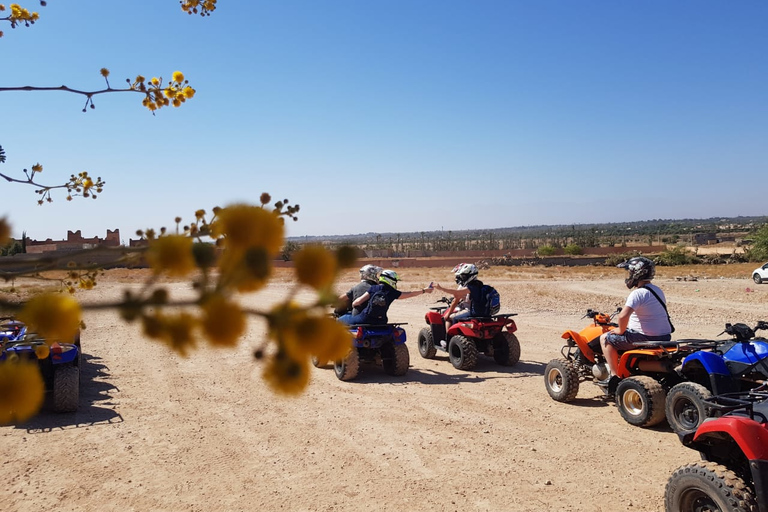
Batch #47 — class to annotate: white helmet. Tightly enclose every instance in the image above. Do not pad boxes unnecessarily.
[379,269,400,289]
[359,264,382,283]
[453,263,478,286]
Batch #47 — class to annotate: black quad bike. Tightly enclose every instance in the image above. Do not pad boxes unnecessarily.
[417,297,520,370]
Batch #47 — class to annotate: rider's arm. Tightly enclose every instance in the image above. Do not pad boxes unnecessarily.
[352,291,370,309]
[398,287,433,300]
[612,306,634,335]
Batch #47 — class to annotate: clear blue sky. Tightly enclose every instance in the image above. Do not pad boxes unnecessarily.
[2,0,766,242]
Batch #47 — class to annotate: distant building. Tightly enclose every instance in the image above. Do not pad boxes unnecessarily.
[26,229,121,254]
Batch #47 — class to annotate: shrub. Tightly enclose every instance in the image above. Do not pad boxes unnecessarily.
[563,244,582,255]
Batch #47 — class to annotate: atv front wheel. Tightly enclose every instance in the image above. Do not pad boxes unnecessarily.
[665,461,757,512]
[492,332,521,366]
[448,335,478,370]
[616,375,667,427]
[52,364,79,412]
[417,327,436,359]
[665,382,713,433]
[544,358,579,402]
[334,350,360,381]
[382,343,410,376]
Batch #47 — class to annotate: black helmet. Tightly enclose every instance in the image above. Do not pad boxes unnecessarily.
[618,256,655,289]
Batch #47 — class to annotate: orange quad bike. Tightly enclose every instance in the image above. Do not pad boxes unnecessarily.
[545,309,708,428]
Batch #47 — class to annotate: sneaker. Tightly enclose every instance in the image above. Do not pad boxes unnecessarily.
[598,375,621,395]
[439,340,447,348]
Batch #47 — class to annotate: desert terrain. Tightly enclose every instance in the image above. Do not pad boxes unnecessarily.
[1,262,766,512]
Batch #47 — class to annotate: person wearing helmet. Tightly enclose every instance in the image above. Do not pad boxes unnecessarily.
[336,264,383,323]
[341,269,433,325]
[599,256,674,390]
[432,262,489,329]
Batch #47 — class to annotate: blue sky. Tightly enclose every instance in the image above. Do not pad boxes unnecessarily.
[1,1,766,242]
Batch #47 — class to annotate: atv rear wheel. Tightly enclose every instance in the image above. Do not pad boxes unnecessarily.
[52,364,79,412]
[334,350,360,381]
[417,327,436,359]
[616,375,667,427]
[448,335,478,370]
[665,461,757,512]
[382,343,410,376]
[492,332,521,366]
[665,382,713,433]
[544,358,579,402]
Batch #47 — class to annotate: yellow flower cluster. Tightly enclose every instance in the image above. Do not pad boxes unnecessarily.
[140,292,247,356]
[18,292,82,343]
[180,0,217,17]
[0,360,45,425]
[3,3,39,25]
[130,71,195,112]
[264,302,351,394]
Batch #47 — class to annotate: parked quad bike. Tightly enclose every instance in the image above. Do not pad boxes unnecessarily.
[665,387,768,512]
[417,296,520,371]
[544,309,709,428]
[666,320,768,434]
[329,323,410,381]
[0,318,81,412]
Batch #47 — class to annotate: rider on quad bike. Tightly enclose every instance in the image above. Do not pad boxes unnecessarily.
[420,263,520,370]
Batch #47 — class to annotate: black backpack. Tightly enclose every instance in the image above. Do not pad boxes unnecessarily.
[363,286,389,323]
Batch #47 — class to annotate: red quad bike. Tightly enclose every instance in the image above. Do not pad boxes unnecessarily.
[665,387,768,512]
[417,297,520,370]
[545,308,707,428]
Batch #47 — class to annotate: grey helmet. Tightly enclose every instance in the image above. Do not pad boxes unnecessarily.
[618,256,655,289]
[359,264,382,283]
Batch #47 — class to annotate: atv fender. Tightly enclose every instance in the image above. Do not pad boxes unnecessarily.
[724,340,768,365]
[683,351,731,377]
[694,416,768,462]
[424,310,444,325]
[50,343,79,365]
[561,330,596,361]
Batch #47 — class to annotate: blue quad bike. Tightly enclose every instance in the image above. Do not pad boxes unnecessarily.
[331,323,410,381]
[665,321,768,433]
[0,318,81,412]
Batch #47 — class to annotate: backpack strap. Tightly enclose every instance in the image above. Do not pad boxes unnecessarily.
[642,285,675,333]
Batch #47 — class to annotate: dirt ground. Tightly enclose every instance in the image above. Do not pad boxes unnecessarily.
[1,262,766,512]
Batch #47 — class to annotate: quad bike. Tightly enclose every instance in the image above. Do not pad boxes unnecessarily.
[331,323,410,381]
[665,387,768,512]
[0,318,81,412]
[416,297,520,370]
[665,321,768,434]
[545,309,709,428]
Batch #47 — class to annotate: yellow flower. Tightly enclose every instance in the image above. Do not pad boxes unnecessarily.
[182,86,195,99]
[0,360,46,425]
[263,350,310,395]
[0,217,10,246]
[146,235,196,277]
[34,344,50,359]
[293,245,337,290]
[292,316,351,362]
[19,293,81,342]
[218,247,272,292]
[172,71,185,83]
[201,295,246,347]
[100,68,110,78]
[142,312,198,357]
[151,77,160,86]
[31,163,42,173]
[211,204,284,256]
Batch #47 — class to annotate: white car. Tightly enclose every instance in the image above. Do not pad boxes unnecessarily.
[752,263,768,284]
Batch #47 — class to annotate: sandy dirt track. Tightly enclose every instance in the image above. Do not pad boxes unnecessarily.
[1,263,765,512]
